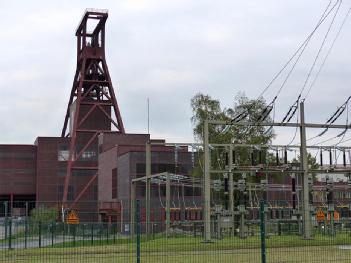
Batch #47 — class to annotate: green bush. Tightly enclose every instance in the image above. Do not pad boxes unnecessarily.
[30,206,58,224]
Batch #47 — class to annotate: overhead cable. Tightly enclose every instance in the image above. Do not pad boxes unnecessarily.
[317,96,350,136]
[282,0,342,123]
[304,4,351,100]
[300,0,343,99]
[230,1,337,126]
[258,0,336,99]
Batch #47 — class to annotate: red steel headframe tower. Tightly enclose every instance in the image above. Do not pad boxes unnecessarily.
[61,9,125,205]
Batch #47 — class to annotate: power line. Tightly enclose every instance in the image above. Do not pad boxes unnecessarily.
[258,0,336,99]
[231,1,337,124]
[257,1,340,126]
[318,96,350,135]
[281,0,342,123]
[300,0,343,99]
[287,104,300,146]
[304,4,351,100]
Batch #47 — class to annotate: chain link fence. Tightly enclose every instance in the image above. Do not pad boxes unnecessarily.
[1,200,351,262]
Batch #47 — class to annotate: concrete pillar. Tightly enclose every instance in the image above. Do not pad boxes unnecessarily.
[204,120,211,242]
[300,102,312,239]
[146,142,151,239]
[166,172,171,237]
[130,182,136,239]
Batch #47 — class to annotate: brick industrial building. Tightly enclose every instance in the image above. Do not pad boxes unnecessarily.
[0,9,200,224]
[2,9,348,229]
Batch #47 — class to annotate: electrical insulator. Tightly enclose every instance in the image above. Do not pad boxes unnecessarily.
[213,179,222,192]
[348,176,351,187]
[326,176,333,190]
[224,178,229,193]
[259,150,265,164]
[308,176,313,187]
[343,150,346,167]
[260,179,268,191]
[329,150,333,166]
[232,150,236,164]
[191,150,195,168]
[291,175,296,193]
[238,179,246,192]
[320,149,323,167]
[251,151,255,166]
[225,152,229,166]
[276,150,279,166]
[284,148,288,165]
[291,174,296,210]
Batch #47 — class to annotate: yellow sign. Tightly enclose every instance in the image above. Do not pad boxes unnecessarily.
[316,209,325,222]
[67,210,80,225]
[327,211,340,222]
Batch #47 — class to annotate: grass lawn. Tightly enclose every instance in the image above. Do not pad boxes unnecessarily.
[1,234,351,262]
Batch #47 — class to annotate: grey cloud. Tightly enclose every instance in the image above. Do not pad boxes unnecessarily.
[1,0,351,145]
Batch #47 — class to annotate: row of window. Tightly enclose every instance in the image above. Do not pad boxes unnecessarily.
[58,150,97,161]
[0,168,35,175]
[0,152,35,159]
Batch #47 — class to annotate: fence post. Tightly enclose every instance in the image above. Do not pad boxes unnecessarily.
[38,221,42,248]
[113,223,116,244]
[50,222,54,247]
[8,218,12,250]
[136,200,141,263]
[260,200,266,263]
[63,222,66,247]
[4,201,8,240]
[106,223,109,244]
[82,224,85,246]
[25,216,28,249]
[99,223,102,244]
[91,223,94,245]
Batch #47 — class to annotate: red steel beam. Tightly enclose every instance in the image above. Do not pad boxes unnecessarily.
[71,172,98,209]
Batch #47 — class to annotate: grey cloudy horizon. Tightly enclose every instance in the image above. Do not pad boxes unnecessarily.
[1,0,351,146]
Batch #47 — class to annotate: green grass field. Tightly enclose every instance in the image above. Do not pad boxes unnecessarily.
[1,234,351,262]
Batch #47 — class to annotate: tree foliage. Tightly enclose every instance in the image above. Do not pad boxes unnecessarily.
[30,206,58,224]
[190,92,277,183]
[191,92,275,144]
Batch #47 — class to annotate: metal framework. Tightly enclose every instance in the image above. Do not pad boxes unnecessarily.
[131,171,203,239]
[61,9,125,204]
[203,101,351,242]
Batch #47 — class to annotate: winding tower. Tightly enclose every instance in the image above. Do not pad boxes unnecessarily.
[61,9,125,206]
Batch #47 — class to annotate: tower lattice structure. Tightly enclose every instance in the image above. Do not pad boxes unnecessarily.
[61,9,125,205]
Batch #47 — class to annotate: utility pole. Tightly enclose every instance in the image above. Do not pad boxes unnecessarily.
[146,142,151,240]
[166,172,171,237]
[204,120,211,242]
[130,182,136,239]
[300,101,312,239]
[229,145,234,223]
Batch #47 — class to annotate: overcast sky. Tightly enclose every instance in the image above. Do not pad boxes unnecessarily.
[1,0,350,145]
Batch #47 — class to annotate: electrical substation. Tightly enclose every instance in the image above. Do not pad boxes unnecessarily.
[1,3,351,262]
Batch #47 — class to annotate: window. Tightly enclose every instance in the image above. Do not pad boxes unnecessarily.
[72,169,96,176]
[76,144,98,162]
[58,144,69,161]
[0,152,35,159]
[112,168,118,199]
[81,151,97,160]
[0,169,35,175]
[57,166,66,177]
[93,185,98,201]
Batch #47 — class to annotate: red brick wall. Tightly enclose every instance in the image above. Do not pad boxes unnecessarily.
[0,145,37,196]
